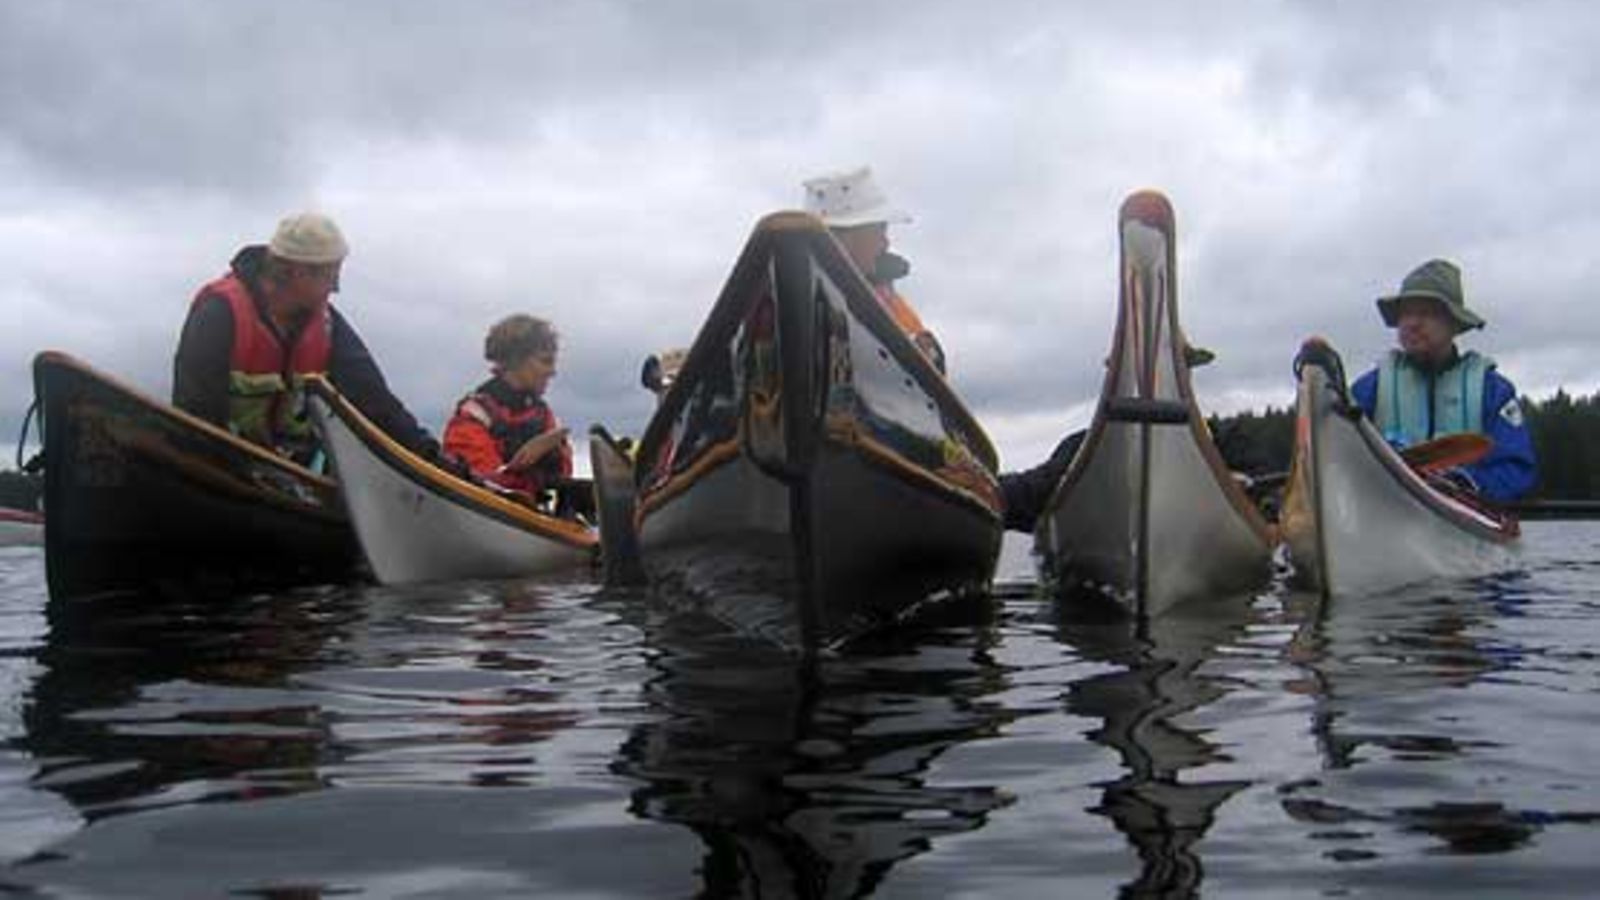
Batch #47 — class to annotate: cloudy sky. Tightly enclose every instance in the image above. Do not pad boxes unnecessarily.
[4,0,1598,471]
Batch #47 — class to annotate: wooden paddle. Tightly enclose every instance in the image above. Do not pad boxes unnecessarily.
[1400,432,1493,474]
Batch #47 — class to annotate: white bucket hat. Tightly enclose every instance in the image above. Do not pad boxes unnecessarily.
[269,212,349,264]
[802,166,911,229]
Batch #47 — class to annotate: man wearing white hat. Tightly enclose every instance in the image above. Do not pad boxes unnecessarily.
[174,211,441,466]
[802,166,945,372]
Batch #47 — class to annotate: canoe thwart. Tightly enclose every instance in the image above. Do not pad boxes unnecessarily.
[1102,397,1191,425]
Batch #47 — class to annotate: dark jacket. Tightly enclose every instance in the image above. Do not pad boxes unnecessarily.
[173,245,437,457]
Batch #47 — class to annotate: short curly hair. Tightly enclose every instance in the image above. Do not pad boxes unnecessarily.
[485,314,558,367]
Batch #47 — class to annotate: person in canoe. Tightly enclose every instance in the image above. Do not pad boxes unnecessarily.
[803,166,947,373]
[1350,258,1537,502]
[443,314,582,514]
[173,211,444,467]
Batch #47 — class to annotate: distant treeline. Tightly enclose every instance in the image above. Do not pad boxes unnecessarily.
[1209,389,1600,500]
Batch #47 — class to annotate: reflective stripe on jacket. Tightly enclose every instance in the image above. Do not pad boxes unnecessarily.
[1373,349,1491,446]
[194,273,331,456]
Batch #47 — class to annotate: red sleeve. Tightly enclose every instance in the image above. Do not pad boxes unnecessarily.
[442,413,505,478]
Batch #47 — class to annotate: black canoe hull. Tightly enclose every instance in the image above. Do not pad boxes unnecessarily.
[34,351,361,603]
[632,213,1003,648]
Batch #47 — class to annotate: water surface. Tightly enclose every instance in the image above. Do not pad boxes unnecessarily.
[2,525,1598,897]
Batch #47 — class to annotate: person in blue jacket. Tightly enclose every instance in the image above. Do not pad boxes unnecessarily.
[1349,258,1537,502]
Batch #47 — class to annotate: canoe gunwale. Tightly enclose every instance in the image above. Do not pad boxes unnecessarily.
[34,350,340,489]
[304,376,596,551]
[635,211,998,484]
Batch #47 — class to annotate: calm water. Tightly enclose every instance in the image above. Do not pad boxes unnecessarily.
[2,524,1598,898]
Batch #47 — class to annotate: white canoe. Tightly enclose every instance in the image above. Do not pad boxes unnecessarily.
[1280,338,1519,598]
[306,377,596,585]
[1036,191,1274,617]
[0,507,43,547]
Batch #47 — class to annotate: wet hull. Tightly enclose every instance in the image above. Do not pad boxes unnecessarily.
[632,212,1003,647]
[589,426,646,587]
[308,377,596,585]
[1037,191,1273,617]
[33,351,360,603]
[1280,340,1519,598]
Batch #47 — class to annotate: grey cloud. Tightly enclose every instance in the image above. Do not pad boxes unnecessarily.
[4,1,1600,471]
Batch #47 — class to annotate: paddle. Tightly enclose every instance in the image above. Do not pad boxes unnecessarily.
[1235,433,1492,496]
[1399,433,1493,474]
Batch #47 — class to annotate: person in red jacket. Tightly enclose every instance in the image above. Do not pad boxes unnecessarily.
[443,314,572,502]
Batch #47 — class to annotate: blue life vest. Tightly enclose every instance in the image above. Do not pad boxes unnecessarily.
[1373,349,1492,446]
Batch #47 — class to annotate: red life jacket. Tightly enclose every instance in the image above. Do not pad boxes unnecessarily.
[193,274,332,457]
[450,380,571,493]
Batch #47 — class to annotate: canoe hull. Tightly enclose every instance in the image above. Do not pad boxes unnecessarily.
[640,442,1001,646]
[1037,192,1273,617]
[589,426,647,586]
[33,351,360,602]
[308,378,596,585]
[633,212,1003,647]
[1280,341,1519,598]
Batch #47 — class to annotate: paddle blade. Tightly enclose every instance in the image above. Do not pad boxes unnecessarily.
[1401,433,1493,474]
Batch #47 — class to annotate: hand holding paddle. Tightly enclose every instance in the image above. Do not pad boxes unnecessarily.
[1399,432,1493,474]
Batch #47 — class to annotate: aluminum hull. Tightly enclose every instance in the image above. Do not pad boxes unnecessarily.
[308,377,595,585]
[1280,341,1519,598]
[1037,192,1273,617]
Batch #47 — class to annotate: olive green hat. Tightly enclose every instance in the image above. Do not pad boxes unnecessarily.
[1375,258,1485,333]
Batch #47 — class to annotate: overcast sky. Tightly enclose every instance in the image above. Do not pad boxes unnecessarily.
[4,1,1598,470]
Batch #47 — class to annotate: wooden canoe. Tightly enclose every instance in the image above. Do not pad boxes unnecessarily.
[1280,337,1520,598]
[630,211,1004,648]
[306,376,596,585]
[32,350,361,602]
[1036,191,1274,617]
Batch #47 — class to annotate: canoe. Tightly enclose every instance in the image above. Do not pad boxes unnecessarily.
[630,211,1004,647]
[1035,191,1274,617]
[32,351,360,602]
[0,507,43,547]
[305,376,596,584]
[588,425,645,587]
[1280,337,1520,597]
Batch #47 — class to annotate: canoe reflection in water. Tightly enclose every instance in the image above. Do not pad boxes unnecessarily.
[22,584,356,820]
[1056,595,1255,898]
[613,599,1016,897]
[1279,575,1600,868]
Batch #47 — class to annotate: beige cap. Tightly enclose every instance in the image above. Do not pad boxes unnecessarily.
[269,212,349,264]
